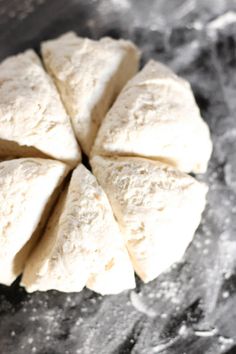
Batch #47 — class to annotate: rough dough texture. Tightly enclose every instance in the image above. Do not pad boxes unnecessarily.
[91,155,208,282]
[22,164,135,294]
[92,60,213,173]
[0,158,69,285]
[41,32,140,155]
[0,49,81,166]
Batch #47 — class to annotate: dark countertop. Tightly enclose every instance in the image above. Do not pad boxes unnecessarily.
[1,1,236,353]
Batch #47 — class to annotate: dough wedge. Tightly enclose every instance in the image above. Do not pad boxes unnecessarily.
[22,164,135,294]
[0,50,81,166]
[41,32,140,155]
[92,60,212,173]
[91,155,208,282]
[0,158,69,285]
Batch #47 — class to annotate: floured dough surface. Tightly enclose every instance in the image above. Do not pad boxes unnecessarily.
[41,32,140,155]
[0,49,81,165]
[91,155,208,282]
[22,164,135,294]
[0,158,69,285]
[92,60,212,173]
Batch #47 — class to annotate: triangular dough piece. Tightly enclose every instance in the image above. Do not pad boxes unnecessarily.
[92,60,212,173]
[91,156,208,283]
[0,49,81,166]
[41,32,140,155]
[22,164,135,294]
[0,158,69,285]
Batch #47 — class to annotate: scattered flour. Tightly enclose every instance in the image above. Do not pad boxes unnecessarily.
[130,291,157,317]
[208,11,236,32]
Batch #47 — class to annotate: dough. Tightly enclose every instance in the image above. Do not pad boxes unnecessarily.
[91,155,208,282]
[0,158,69,285]
[41,32,140,155]
[92,60,212,173]
[0,49,81,166]
[22,164,135,294]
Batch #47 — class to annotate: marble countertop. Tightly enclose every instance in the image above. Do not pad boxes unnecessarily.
[0,1,236,353]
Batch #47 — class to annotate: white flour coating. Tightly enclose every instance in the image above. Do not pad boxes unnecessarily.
[0,49,81,165]
[41,32,140,155]
[91,155,208,282]
[0,158,69,285]
[92,60,212,173]
[22,164,135,294]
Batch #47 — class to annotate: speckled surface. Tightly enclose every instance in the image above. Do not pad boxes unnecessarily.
[0,1,236,353]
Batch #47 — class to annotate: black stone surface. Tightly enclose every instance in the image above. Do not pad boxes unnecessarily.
[1,1,236,353]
